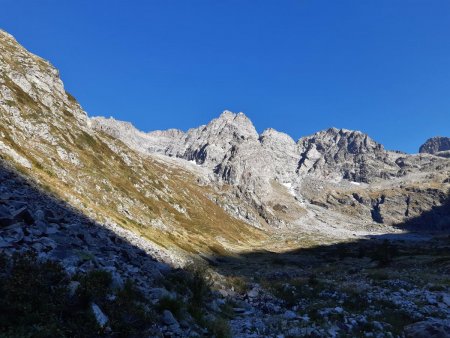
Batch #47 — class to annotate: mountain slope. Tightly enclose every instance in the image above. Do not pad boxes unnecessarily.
[93,112,450,231]
[0,30,267,265]
[1,27,449,260]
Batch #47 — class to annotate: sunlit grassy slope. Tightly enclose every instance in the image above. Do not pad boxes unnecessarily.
[0,31,266,259]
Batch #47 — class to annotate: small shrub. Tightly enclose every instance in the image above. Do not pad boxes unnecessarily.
[308,273,319,286]
[226,276,248,294]
[370,240,399,267]
[108,280,154,335]
[157,296,185,319]
[75,269,112,304]
[0,252,155,336]
[368,270,390,281]
[207,317,231,338]
[187,268,212,307]
[220,299,236,319]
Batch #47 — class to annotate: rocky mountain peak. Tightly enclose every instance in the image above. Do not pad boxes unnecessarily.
[299,127,384,155]
[259,128,296,147]
[204,110,258,141]
[0,30,88,126]
[296,128,394,182]
[0,29,16,41]
[419,136,450,155]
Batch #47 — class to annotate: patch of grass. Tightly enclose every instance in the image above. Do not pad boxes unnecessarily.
[161,265,214,325]
[380,308,416,335]
[225,276,248,294]
[219,299,237,319]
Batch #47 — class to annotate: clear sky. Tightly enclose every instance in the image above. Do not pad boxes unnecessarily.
[1,1,449,153]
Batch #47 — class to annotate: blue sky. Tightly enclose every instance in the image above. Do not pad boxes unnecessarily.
[1,0,449,153]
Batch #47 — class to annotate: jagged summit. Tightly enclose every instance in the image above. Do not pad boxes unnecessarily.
[260,128,296,146]
[299,127,384,154]
[0,29,88,125]
[420,136,450,156]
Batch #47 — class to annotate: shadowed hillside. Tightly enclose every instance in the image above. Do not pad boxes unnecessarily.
[0,158,240,337]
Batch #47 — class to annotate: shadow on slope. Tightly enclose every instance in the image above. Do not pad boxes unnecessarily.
[392,192,450,232]
[211,191,450,277]
[202,194,450,335]
[0,159,228,337]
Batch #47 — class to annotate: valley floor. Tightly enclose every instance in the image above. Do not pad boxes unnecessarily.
[208,234,450,337]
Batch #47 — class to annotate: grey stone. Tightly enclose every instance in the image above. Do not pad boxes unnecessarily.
[11,207,34,225]
[247,288,259,298]
[0,238,12,248]
[283,310,297,320]
[35,220,48,234]
[420,137,450,154]
[3,228,24,243]
[68,281,80,297]
[150,287,172,301]
[162,310,178,326]
[442,294,450,307]
[404,319,450,338]
[91,303,109,328]
[34,209,45,221]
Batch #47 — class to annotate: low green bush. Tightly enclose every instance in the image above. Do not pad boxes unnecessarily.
[0,252,154,337]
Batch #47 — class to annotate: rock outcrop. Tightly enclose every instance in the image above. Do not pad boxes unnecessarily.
[420,136,450,158]
[92,110,450,230]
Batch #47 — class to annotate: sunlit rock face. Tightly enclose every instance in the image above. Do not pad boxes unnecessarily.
[420,136,450,158]
[93,108,450,230]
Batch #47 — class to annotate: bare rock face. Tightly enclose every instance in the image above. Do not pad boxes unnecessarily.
[90,116,185,156]
[0,30,88,126]
[92,109,450,230]
[420,137,450,158]
[92,113,402,185]
[181,111,260,181]
[296,128,400,183]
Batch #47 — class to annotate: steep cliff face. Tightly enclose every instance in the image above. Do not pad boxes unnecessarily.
[92,109,450,230]
[296,128,401,183]
[420,136,450,158]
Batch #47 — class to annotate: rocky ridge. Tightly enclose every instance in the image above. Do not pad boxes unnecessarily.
[92,111,450,231]
[420,136,450,158]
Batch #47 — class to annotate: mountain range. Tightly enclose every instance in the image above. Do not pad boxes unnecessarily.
[1,29,450,337]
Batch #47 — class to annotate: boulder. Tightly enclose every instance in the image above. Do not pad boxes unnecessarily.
[91,303,109,328]
[404,319,450,338]
[162,310,178,326]
[12,207,34,225]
